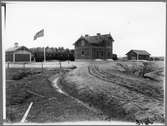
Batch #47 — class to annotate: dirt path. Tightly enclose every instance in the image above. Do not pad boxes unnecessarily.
[88,63,163,101]
[49,74,103,115]
[60,61,164,123]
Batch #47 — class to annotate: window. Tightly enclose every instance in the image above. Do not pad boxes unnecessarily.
[101,51,103,56]
[81,40,85,46]
[81,51,84,55]
[108,52,110,57]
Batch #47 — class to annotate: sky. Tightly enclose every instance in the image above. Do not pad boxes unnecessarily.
[3,2,166,57]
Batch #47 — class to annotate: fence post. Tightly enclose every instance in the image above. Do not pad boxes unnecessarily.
[23,63,26,72]
[59,61,62,75]
[7,62,9,69]
[42,62,43,72]
[68,54,69,64]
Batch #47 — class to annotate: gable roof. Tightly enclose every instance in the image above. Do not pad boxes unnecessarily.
[75,33,114,44]
[6,46,31,53]
[126,50,151,55]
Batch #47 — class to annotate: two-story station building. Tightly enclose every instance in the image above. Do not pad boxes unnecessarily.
[74,33,114,60]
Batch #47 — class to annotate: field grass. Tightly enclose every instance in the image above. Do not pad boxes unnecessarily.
[102,61,164,78]
[6,68,58,122]
[60,61,165,123]
[6,68,105,123]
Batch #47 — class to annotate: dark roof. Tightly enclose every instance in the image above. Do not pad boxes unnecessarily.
[126,50,151,55]
[6,46,31,53]
[75,33,114,44]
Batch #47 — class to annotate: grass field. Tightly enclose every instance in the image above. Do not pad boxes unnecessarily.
[5,60,165,124]
[60,60,165,124]
[6,67,105,123]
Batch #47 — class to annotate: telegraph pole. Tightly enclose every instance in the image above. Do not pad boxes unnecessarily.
[1,2,7,120]
[1,2,6,27]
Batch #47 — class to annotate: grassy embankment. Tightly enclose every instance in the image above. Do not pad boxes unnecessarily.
[60,61,165,123]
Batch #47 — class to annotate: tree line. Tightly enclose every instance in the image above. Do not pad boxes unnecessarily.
[30,47,75,62]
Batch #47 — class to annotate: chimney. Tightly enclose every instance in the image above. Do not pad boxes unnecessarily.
[97,33,101,36]
[85,34,89,37]
[14,42,19,47]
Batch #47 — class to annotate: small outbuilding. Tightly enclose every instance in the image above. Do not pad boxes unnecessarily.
[6,43,33,62]
[126,50,151,60]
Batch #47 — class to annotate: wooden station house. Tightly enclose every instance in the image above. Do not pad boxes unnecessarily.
[74,33,114,60]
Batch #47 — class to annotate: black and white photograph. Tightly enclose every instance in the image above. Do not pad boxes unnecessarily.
[1,1,166,125]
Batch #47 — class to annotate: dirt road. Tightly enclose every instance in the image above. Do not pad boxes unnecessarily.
[60,61,164,123]
[88,63,163,101]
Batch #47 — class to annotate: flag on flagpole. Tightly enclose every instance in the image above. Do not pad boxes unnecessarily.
[33,28,46,62]
[33,29,44,40]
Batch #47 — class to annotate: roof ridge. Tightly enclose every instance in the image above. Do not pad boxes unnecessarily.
[127,49,150,55]
[75,33,114,44]
[6,46,29,52]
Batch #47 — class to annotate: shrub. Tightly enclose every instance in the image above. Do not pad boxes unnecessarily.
[12,72,27,80]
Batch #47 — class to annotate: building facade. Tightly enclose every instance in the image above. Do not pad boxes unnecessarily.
[74,33,114,60]
[126,50,150,60]
[6,43,32,62]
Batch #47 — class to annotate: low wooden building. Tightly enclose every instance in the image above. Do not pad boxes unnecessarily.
[74,33,114,60]
[6,43,32,62]
[126,50,150,60]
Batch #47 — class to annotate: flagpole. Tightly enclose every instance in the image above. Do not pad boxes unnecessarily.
[33,29,45,62]
[44,29,46,62]
[44,46,46,62]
